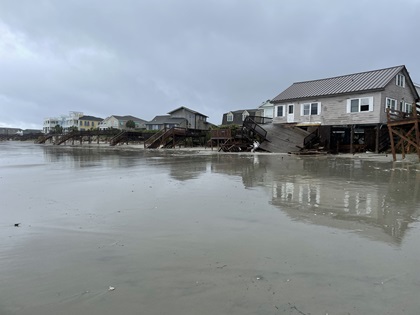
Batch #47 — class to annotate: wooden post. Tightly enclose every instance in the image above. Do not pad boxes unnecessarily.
[388,124,396,161]
[375,124,380,153]
[415,120,420,161]
[350,125,354,154]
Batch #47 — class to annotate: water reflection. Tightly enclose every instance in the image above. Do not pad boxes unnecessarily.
[40,146,420,244]
[211,155,420,244]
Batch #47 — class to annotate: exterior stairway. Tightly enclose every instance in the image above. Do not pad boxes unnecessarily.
[35,134,53,144]
[54,132,78,145]
[144,127,187,149]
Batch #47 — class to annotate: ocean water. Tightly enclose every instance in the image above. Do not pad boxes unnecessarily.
[1,142,420,315]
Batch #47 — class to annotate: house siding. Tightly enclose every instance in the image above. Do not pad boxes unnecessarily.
[380,70,417,122]
[170,108,208,130]
[319,91,383,125]
[222,109,263,125]
[271,66,419,127]
[274,82,417,126]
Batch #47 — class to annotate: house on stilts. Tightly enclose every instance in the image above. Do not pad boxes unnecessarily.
[270,65,420,155]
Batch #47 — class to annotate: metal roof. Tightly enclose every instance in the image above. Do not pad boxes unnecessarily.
[79,115,103,121]
[146,115,186,125]
[167,106,208,117]
[272,65,405,102]
[112,115,147,123]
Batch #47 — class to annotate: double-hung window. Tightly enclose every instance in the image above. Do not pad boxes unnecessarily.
[405,102,412,113]
[347,97,373,113]
[301,102,320,116]
[385,97,397,111]
[226,113,233,122]
[396,74,405,87]
[276,105,285,117]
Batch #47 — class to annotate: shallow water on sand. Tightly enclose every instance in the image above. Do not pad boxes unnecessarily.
[1,142,420,315]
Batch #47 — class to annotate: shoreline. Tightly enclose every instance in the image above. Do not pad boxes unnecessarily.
[25,141,420,162]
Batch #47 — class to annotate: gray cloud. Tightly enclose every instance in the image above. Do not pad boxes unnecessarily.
[0,0,419,128]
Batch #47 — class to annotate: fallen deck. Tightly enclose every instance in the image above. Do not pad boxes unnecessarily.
[259,124,309,153]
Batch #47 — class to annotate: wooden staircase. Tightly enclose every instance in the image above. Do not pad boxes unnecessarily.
[35,134,53,144]
[109,130,144,146]
[110,131,127,146]
[144,127,187,149]
[54,132,78,145]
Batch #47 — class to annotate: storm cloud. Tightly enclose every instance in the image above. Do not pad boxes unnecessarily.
[0,0,419,128]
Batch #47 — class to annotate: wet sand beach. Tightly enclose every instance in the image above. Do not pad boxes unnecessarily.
[1,142,420,315]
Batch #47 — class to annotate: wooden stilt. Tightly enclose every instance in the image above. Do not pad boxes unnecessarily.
[375,123,380,153]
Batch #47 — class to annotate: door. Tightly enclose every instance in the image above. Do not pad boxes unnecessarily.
[287,104,294,123]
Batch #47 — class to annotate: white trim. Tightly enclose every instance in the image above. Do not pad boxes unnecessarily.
[226,112,233,122]
[242,110,249,121]
[385,97,397,111]
[301,102,321,116]
[346,97,373,113]
[396,74,405,87]
[276,105,285,117]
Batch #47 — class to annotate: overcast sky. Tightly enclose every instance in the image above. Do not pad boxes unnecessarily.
[0,0,419,129]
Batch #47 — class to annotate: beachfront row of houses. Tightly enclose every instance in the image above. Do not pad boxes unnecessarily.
[222,65,420,152]
[42,106,212,134]
[40,65,420,152]
[224,65,420,125]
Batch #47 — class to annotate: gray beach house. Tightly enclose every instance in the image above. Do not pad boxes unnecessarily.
[270,65,419,152]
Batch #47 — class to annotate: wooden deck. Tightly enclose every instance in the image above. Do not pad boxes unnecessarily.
[386,106,420,161]
[258,124,309,153]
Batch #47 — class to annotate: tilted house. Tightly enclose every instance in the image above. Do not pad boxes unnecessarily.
[271,65,419,152]
[222,109,263,125]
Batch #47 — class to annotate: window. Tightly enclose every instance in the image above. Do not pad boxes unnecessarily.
[385,97,397,111]
[396,74,405,87]
[288,105,294,114]
[242,111,249,121]
[301,102,320,116]
[227,113,233,122]
[276,105,285,117]
[347,97,373,113]
[405,102,412,113]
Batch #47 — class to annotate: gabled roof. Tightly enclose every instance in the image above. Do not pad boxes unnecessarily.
[112,115,146,123]
[146,115,187,125]
[226,109,260,115]
[259,100,273,108]
[79,115,103,121]
[272,65,407,102]
[167,106,208,117]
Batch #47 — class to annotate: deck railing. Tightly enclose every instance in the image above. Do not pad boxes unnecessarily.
[386,103,419,122]
[243,116,268,140]
[210,129,232,139]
